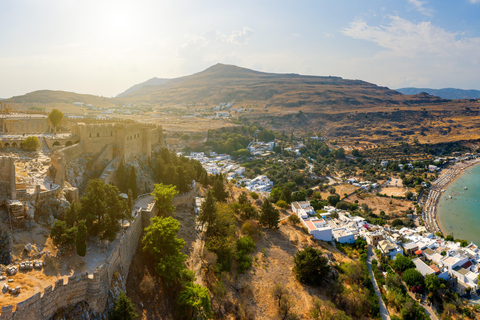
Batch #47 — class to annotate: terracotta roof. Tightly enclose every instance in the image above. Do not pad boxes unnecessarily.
[461,260,473,269]
[429,264,440,274]
[305,220,316,231]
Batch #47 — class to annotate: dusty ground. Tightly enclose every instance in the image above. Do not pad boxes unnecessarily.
[344,192,413,219]
[317,183,358,200]
[379,186,408,197]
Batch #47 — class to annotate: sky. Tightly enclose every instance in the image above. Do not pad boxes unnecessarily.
[1,0,480,98]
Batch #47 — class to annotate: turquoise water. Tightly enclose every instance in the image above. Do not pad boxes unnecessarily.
[437,163,480,245]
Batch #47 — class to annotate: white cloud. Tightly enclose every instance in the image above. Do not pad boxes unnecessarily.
[407,0,435,17]
[341,16,480,88]
[342,16,480,58]
[470,0,480,3]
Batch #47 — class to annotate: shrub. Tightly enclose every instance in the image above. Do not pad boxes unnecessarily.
[249,192,259,200]
[276,200,288,209]
[236,236,256,273]
[288,214,301,225]
[20,136,40,150]
[294,247,330,285]
[241,220,259,236]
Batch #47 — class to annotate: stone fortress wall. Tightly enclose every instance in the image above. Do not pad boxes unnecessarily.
[0,157,16,201]
[51,122,163,186]
[0,121,171,319]
[0,188,195,320]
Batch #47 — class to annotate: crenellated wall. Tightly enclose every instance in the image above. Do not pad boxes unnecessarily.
[0,188,195,320]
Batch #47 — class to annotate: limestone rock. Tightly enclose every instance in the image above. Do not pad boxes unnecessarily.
[24,243,31,252]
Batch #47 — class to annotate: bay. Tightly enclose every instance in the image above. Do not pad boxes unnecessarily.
[437,162,480,245]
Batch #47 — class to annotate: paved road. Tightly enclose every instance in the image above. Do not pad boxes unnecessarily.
[367,245,391,320]
[406,290,438,320]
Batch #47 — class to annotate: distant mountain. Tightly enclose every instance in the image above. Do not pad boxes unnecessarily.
[396,87,480,100]
[121,63,430,111]
[3,90,116,109]
[116,77,170,98]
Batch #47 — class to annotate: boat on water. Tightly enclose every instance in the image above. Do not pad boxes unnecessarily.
[449,195,452,199]
[465,187,468,190]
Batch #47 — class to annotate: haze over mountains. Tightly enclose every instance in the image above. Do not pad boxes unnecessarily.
[396,88,480,100]
[116,77,170,98]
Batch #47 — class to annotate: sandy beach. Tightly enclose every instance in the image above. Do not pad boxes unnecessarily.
[422,157,480,235]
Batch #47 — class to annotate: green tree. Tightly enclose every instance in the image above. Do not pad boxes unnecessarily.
[127,166,138,199]
[294,247,330,285]
[282,185,292,203]
[292,190,306,202]
[76,220,87,257]
[392,254,415,272]
[48,109,64,133]
[142,216,187,282]
[212,175,228,202]
[259,199,280,229]
[425,273,441,292]
[65,202,80,228]
[109,291,138,320]
[20,136,40,150]
[198,190,217,229]
[238,191,249,205]
[116,162,128,193]
[204,203,237,272]
[151,183,179,216]
[327,194,340,206]
[402,268,424,287]
[178,284,213,320]
[78,179,130,241]
[50,220,77,248]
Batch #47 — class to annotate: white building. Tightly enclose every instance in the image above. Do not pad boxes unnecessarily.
[302,218,333,241]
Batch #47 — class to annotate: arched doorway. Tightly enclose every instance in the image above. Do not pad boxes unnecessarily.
[4,143,9,148]
[65,141,73,147]
[11,143,17,148]
[53,141,61,147]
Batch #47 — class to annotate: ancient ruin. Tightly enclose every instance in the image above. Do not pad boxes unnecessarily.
[0,111,166,319]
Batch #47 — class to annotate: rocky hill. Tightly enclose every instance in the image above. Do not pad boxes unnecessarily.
[120,63,437,111]
[116,77,170,98]
[396,87,480,100]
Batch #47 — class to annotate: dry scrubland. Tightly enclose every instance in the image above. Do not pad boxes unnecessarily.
[125,186,357,319]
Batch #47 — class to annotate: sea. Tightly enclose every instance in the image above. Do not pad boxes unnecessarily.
[437,162,480,245]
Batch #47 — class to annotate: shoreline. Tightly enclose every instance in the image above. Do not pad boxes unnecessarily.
[422,157,480,235]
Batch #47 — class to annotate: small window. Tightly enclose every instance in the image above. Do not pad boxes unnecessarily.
[89,133,92,138]
[111,131,113,136]
[97,133,99,137]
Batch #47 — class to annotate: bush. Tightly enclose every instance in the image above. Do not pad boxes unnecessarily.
[288,214,301,225]
[20,136,40,150]
[236,236,256,273]
[294,247,330,285]
[276,200,288,209]
[249,192,259,200]
[241,220,259,236]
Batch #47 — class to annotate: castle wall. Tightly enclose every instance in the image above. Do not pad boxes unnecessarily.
[0,157,16,201]
[0,190,180,320]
